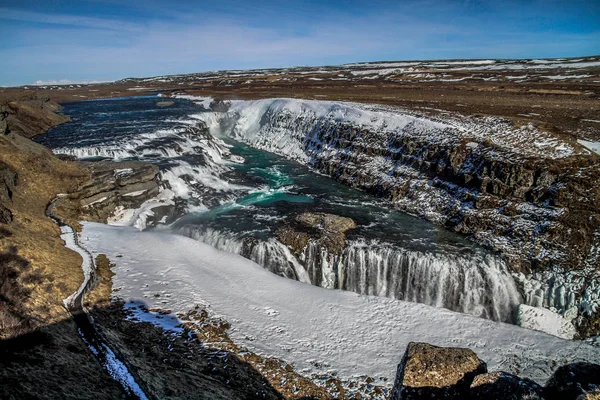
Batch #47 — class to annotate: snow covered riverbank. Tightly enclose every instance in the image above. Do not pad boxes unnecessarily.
[81,222,600,388]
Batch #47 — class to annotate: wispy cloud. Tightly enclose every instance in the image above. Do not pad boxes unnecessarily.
[0,7,143,31]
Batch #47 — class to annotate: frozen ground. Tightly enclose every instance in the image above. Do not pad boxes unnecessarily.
[81,222,600,387]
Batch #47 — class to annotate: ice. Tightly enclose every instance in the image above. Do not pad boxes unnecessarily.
[517,304,577,339]
[579,139,600,155]
[198,98,582,161]
[61,225,93,308]
[172,94,214,110]
[82,222,600,387]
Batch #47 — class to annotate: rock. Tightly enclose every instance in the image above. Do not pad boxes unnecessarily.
[517,304,578,339]
[209,99,232,112]
[0,161,17,203]
[0,204,13,224]
[0,118,8,135]
[1,97,70,139]
[469,371,543,399]
[391,342,487,400]
[544,362,600,400]
[578,388,600,400]
[55,160,174,228]
[156,101,174,107]
[276,212,356,255]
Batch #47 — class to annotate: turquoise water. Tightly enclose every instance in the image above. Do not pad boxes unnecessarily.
[37,95,480,254]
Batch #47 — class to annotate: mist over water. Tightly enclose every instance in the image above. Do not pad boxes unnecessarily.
[38,96,522,322]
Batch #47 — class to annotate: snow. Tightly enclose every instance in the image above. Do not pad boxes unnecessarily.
[517,304,577,340]
[81,222,600,387]
[85,196,108,207]
[579,140,600,155]
[541,74,592,80]
[60,223,149,399]
[350,68,405,76]
[172,94,213,110]
[102,344,149,400]
[214,98,583,163]
[122,189,148,197]
[108,188,175,230]
[61,225,93,308]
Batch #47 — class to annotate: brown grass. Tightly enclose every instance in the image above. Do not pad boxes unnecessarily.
[0,133,89,336]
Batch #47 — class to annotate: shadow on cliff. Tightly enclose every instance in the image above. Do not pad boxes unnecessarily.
[0,302,285,400]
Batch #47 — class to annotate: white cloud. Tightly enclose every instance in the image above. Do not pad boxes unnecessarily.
[0,7,143,31]
[33,79,113,86]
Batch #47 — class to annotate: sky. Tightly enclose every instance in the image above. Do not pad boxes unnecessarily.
[0,0,599,86]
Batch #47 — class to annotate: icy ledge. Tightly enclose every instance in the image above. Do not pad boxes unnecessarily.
[81,222,600,387]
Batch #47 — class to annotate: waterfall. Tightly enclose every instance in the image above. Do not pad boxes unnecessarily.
[175,225,522,322]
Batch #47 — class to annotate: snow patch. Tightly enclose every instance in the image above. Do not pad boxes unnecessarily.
[517,304,577,339]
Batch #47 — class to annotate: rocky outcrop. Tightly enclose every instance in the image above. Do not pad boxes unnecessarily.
[469,372,544,400]
[0,161,17,224]
[54,160,171,227]
[276,212,357,255]
[392,343,600,400]
[391,342,487,399]
[1,95,70,139]
[544,363,600,400]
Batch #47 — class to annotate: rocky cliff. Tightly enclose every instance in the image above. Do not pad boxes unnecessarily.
[0,94,70,139]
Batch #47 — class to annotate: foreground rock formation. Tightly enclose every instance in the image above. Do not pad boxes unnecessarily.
[392,342,600,400]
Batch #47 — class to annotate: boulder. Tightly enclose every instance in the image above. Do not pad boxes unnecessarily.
[391,342,487,399]
[544,362,600,400]
[276,212,357,255]
[577,388,600,400]
[469,371,543,399]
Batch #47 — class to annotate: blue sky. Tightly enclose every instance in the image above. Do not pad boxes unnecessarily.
[0,0,598,86]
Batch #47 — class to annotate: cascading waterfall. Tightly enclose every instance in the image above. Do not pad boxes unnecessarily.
[40,96,529,326]
[176,225,521,322]
[176,225,311,284]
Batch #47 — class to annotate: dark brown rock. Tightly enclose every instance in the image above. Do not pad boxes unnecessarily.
[276,212,356,255]
[0,204,13,224]
[391,342,487,400]
[0,160,17,203]
[544,362,600,400]
[469,371,543,399]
